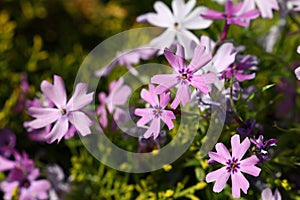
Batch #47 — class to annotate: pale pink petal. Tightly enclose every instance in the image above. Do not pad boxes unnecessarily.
[261,188,273,200]
[172,0,185,20]
[255,0,279,18]
[208,152,227,165]
[170,83,191,109]
[151,74,180,94]
[200,35,216,53]
[206,167,230,193]
[30,180,51,199]
[41,75,66,108]
[183,7,212,29]
[297,46,300,54]
[175,43,185,58]
[215,142,231,162]
[150,29,176,51]
[164,48,186,72]
[135,108,153,126]
[67,83,94,111]
[27,107,60,119]
[189,45,212,72]
[240,156,261,176]
[68,111,92,137]
[212,43,237,73]
[136,14,149,23]
[176,31,199,58]
[295,66,300,80]
[27,109,60,129]
[159,92,171,108]
[0,156,15,171]
[141,88,159,107]
[231,135,250,160]
[161,110,175,130]
[46,117,69,143]
[144,118,161,139]
[1,181,18,200]
[231,172,250,198]
[274,189,281,200]
[190,73,216,94]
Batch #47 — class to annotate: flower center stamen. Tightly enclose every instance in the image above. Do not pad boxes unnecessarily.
[153,106,162,118]
[20,179,31,188]
[174,22,179,29]
[226,157,240,174]
[60,108,67,116]
[182,74,188,79]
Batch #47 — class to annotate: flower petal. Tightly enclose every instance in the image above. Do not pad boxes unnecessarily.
[135,108,153,126]
[261,188,273,200]
[206,167,230,193]
[189,45,212,72]
[170,83,191,109]
[295,66,300,80]
[0,156,15,171]
[46,117,69,143]
[231,135,250,160]
[150,29,176,51]
[231,171,250,198]
[212,43,237,73]
[164,47,186,72]
[141,88,159,107]
[30,180,51,199]
[144,118,161,139]
[183,6,212,29]
[67,83,94,111]
[151,74,180,94]
[27,108,60,129]
[161,110,175,130]
[68,111,92,137]
[41,75,67,108]
[147,1,174,27]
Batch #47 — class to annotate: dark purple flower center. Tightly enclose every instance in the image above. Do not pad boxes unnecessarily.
[60,108,69,117]
[226,157,240,174]
[20,179,31,188]
[153,105,163,118]
[178,69,193,83]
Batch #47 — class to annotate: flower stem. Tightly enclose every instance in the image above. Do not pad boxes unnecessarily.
[220,23,230,41]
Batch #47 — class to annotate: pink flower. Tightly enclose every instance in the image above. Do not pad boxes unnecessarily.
[26,75,94,143]
[97,78,131,128]
[201,0,259,27]
[134,84,176,139]
[288,0,300,11]
[243,0,279,19]
[294,46,300,80]
[206,134,261,198]
[151,44,216,109]
[137,0,211,57]
[1,168,51,200]
[261,188,281,200]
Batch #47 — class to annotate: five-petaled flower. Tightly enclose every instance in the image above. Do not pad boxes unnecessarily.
[206,134,261,198]
[151,44,216,109]
[26,75,94,143]
[134,84,176,139]
[201,0,259,27]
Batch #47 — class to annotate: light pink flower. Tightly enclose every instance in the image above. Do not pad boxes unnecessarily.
[206,134,261,198]
[97,78,131,128]
[261,188,281,200]
[26,75,94,143]
[288,0,300,11]
[243,0,279,19]
[151,44,216,109]
[134,84,176,139]
[1,168,51,200]
[294,46,300,80]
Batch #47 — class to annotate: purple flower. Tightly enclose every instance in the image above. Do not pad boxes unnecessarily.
[250,135,277,162]
[294,46,300,80]
[1,168,51,200]
[237,118,257,137]
[222,54,257,82]
[151,44,216,109]
[134,84,176,139]
[201,0,259,27]
[97,78,131,128]
[206,134,261,198]
[243,0,279,18]
[0,128,16,157]
[137,0,211,57]
[95,47,157,77]
[261,188,281,200]
[14,73,30,113]
[26,75,94,143]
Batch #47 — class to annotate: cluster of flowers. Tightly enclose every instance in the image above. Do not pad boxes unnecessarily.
[1,0,300,199]
[0,129,69,200]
